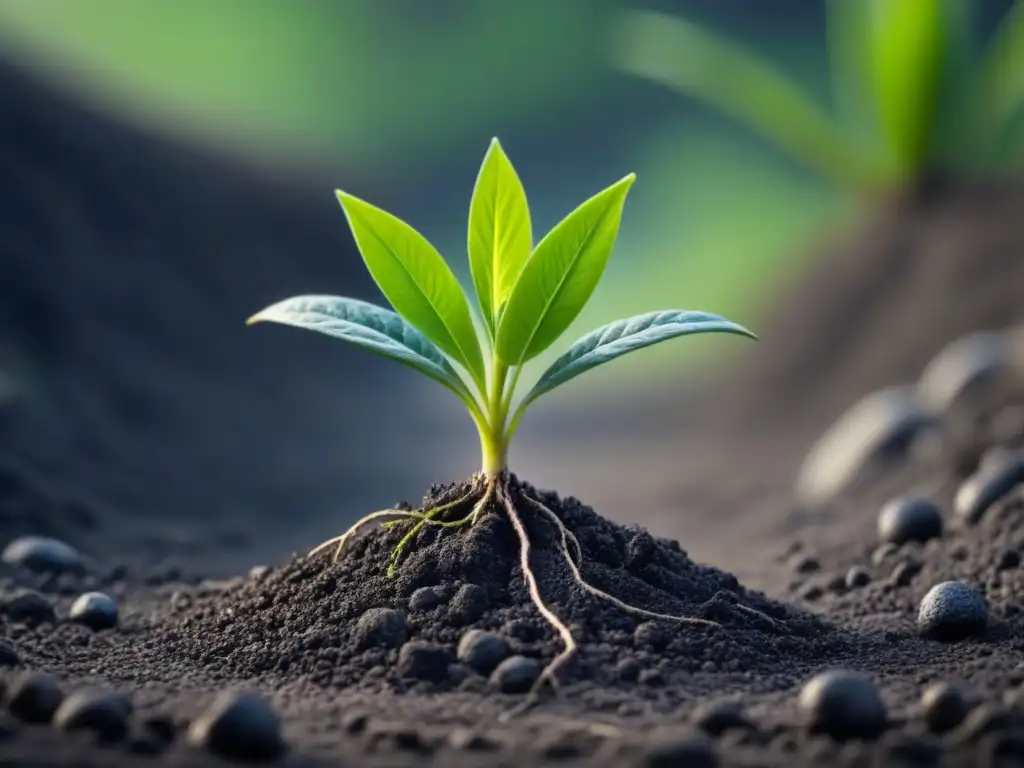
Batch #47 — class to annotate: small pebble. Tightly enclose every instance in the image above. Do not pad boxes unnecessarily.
[354,607,407,650]
[53,689,131,742]
[918,581,988,641]
[457,630,510,674]
[490,656,540,694]
[1,536,83,574]
[877,498,943,546]
[408,586,444,612]
[792,556,821,574]
[845,567,872,589]
[69,592,118,631]
[7,672,64,723]
[448,583,488,624]
[691,700,753,737]
[920,681,969,733]
[797,669,888,741]
[186,691,285,762]
[396,641,450,683]
[954,456,1024,524]
[2,589,55,625]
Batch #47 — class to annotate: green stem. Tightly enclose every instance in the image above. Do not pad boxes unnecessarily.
[479,356,509,477]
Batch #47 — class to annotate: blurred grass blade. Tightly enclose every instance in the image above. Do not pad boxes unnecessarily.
[467,138,532,338]
[246,296,476,404]
[611,10,880,188]
[865,0,946,178]
[973,1,1024,158]
[336,191,486,389]
[496,174,634,366]
[827,0,881,156]
[522,310,755,407]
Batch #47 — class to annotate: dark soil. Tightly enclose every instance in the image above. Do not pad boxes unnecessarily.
[6,52,1024,768]
[703,180,1024,440]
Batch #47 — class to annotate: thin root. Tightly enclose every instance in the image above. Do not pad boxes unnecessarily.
[387,479,495,577]
[498,483,577,720]
[309,478,482,564]
[522,494,722,631]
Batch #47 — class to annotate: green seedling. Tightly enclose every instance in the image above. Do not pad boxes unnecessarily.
[612,0,1024,191]
[248,138,757,704]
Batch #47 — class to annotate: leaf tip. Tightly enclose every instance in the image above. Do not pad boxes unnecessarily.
[245,311,265,326]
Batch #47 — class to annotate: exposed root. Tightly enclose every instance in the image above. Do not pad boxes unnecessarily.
[522,494,722,631]
[387,478,495,577]
[308,478,482,563]
[497,483,577,718]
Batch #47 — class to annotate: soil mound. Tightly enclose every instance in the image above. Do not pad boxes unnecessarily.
[705,181,1024,438]
[165,478,833,701]
[0,58,433,571]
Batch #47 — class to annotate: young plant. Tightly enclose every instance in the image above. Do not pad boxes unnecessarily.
[611,0,1024,191]
[248,139,757,701]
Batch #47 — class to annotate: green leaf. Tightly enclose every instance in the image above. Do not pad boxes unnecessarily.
[866,0,946,176]
[336,191,486,389]
[246,296,476,403]
[610,10,879,188]
[522,310,755,406]
[467,138,532,337]
[973,1,1024,150]
[495,174,635,366]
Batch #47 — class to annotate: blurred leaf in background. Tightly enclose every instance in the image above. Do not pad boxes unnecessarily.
[0,0,864,400]
[0,0,610,181]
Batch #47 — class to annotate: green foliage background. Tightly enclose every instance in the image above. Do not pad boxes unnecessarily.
[0,0,936,399]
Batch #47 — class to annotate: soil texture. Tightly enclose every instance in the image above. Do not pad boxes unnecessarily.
[5,52,1024,768]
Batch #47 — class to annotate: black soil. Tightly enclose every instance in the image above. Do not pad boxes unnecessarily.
[7,51,1024,768]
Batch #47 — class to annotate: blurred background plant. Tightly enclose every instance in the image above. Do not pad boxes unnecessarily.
[613,0,1024,192]
[0,0,1020,405]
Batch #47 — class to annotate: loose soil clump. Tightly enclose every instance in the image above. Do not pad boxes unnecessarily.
[169,477,829,703]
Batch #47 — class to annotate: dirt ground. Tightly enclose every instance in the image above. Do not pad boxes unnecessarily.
[3,58,1024,766]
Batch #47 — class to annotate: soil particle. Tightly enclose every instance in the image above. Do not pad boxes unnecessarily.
[917,581,988,641]
[397,641,452,683]
[921,681,970,734]
[456,629,511,674]
[52,688,131,742]
[797,670,888,741]
[1,536,83,574]
[68,591,118,630]
[355,607,408,650]
[491,655,541,694]
[954,455,1024,524]
[185,690,285,763]
[2,589,54,625]
[7,672,63,723]
[878,498,944,546]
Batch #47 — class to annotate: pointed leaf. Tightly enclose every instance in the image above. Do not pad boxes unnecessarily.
[495,174,635,366]
[247,295,473,400]
[336,191,486,388]
[523,310,755,405]
[468,138,532,336]
[866,0,946,176]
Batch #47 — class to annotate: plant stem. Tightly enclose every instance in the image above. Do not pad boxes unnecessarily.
[480,355,510,477]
